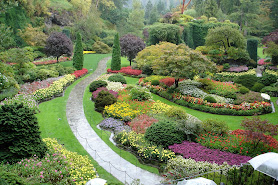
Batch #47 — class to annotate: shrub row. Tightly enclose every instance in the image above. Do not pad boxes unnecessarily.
[107,66,142,76]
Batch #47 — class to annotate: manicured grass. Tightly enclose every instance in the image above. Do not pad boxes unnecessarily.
[36,54,122,185]
[258,47,269,59]
[106,57,130,70]
[83,85,160,175]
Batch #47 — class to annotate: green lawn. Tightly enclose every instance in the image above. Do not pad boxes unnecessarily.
[36,54,122,184]
[258,47,269,59]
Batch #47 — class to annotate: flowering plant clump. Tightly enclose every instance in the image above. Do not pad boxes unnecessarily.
[104,80,125,92]
[92,87,118,99]
[128,114,158,134]
[114,130,175,162]
[0,94,39,113]
[169,141,251,165]
[33,74,75,102]
[150,100,172,114]
[19,80,52,94]
[33,57,70,65]
[163,156,234,181]
[227,65,248,72]
[104,102,140,121]
[159,78,184,87]
[214,69,256,81]
[98,117,131,134]
[265,69,278,77]
[95,74,113,81]
[107,66,142,76]
[72,68,88,78]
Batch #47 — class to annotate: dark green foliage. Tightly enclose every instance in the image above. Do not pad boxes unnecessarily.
[142,65,153,75]
[148,23,182,45]
[62,29,70,38]
[259,74,277,86]
[201,119,229,135]
[204,96,217,103]
[151,80,160,86]
[239,86,250,94]
[234,74,258,89]
[89,80,108,92]
[73,33,84,70]
[247,39,258,62]
[182,24,194,48]
[108,74,126,84]
[0,171,26,185]
[0,87,18,101]
[111,33,121,71]
[251,82,265,92]
[94,91,117,113]
[0,103,47,163]
[145,121,185,148]
[261,85,278,97]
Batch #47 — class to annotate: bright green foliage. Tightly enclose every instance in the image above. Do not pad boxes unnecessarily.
[0,103,47,163]
[111,33,121,71]
[136,42,217,81]
[126,0,145,37]
[201,119,229,135]
[204,96,217,103]
[247,39,258,62]
[73,33,84,70]
[92,41,111,54]
[148,23,182,45]
[108,74,126,84]
[0,24,15,51]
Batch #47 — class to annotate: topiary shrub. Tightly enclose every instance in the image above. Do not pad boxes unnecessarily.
[239,86,249,94]
[151,80,160,86]
[89,80,108,92]
[0,103,47,163]
[234,74,258,89]
[202,119,229,135]
[259,74,277,86]
[165,106,187,120]
[204,96,217,103]
[145,121,185,148]
[251,82,265,92]
[108,74,126,84]
[94,91,117,113]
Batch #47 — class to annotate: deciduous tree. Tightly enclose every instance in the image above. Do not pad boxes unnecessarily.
[18,24,47,46]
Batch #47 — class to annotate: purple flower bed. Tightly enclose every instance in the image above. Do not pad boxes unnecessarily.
[99,118,131,133]
[169,141,251,165]
[92,87,118,99]
[227,65,248,72]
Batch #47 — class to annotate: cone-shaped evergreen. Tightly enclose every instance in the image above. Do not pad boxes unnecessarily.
[73,33,84,70]
[111,33,121,70]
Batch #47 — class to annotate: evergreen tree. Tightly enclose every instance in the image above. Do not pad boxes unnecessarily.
[73,33,84,70]
[204,0,218,18]
[144,0,153,20]
[126,0,145,37]
[149,6,159,24]
[156,0,165,15]
[111,33,121,71]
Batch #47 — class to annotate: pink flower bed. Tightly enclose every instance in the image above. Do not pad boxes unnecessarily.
[19,80,53,94]
[227,65,248,72]
[107,66,142,76]
[33,57,71,65]
[169,141,251,165]
[72,68,88,78]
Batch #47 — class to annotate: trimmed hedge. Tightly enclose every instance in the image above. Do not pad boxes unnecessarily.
[247,39,258,62]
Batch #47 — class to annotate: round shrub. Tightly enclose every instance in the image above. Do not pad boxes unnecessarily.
[204,96,217,103]
[145,121,185,148]
[259,74,277,86]
[92,87,118,100]
[165,106,187,120]
[234,74,258,89]
[201,119,229,135]
[89,80,108,92]
[108,74,127,84]
[94,91,117,113]
[239,86,249,94]
[251,82,265,92]
[151,80,160,86]
[130,87,152,101]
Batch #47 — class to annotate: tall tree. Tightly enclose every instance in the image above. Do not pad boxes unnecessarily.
[0,24,15,51]
[73,33,84,70]
[157,0,165,15]
[270,0,278,29]
[144,0,153,20]
[111,33,121,70]
[204,0,218,18]
[126,0,145,37]
[149,6,159,24]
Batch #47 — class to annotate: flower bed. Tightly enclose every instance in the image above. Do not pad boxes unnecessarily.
[227,65,248,72]
[98,117,131,134]
[92,87,118,99]
[32,57,71,65]
[127,114,158,134]
[72,68,88,78]
[169,141,251,165]
[104,102,140,121]
[107,66,142,76]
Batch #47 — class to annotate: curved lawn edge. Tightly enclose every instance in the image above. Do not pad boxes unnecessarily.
[36,54,122,184]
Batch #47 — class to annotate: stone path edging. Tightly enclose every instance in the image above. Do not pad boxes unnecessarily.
[66,57,163,185]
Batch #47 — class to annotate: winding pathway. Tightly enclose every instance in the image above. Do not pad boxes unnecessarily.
[66,57,163,185]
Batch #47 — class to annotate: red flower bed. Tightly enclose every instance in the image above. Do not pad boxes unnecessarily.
[72,68,88,78]
[127,114,158,134]
[107,66,142,76]
[159,78,184,87]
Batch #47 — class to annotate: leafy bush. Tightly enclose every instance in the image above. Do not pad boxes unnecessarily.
[204,96,217,103]
[259,74,277,86]
[251,82,265,92]
[142,64,153,75]
[261,85,278,97]
[130,87,152,101]
[234,74,258,89]
[151,80,160,86]
[92,41,111,54]
[94,91,117,113]
[165,106,187,120]
[0,87,19,101]
[201,119,229,135]
[89,80,108,92]
[36,69,59,80]
[0,103,47,163]
[108,74,126,84]
[150,100,172,114]
[239,86,249,94]
[145,121,185,148]
[234,91,263,105]
[92,87,118,100]
[0,171,26,185]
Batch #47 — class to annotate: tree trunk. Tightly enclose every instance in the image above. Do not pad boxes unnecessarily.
[175,78,179,88]
[57,56,59,63]
[129,59,132,66]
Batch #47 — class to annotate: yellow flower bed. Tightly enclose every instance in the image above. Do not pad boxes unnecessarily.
[83,51,96,54]
[33,74,75,101]
[104,102,140,120]
[216,69,256,77]
[43,138,97,185]
[115,131,175,162]
[265,69,278,77]
[150,100,172,114]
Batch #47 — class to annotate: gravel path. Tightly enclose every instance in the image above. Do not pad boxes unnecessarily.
[66,57,163,185]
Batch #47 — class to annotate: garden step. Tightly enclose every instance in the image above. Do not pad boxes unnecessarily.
[66,57,163,185]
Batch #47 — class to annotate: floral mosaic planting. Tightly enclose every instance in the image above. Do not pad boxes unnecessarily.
[169,141,251,165]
